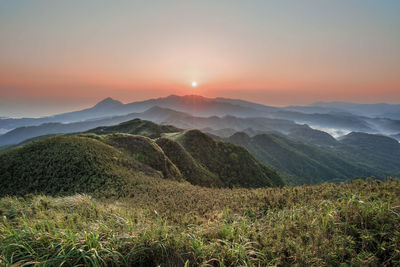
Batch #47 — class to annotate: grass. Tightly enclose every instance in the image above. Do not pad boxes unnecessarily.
[169,129,284,188]
[99,134,183,180]
[1,178,399,266]
[0,132,284,197]
[0,136,162,198]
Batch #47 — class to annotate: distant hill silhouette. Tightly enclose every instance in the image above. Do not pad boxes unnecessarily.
[2,95,400,136]
[287,126,339,147]
[86,118,181,138]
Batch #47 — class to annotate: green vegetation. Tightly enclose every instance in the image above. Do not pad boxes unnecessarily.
[0,129,283,194]
[100,134,183,180]
[87,118,181,138]
[228,132,376,185]
[156,137,223,187]
[0,136,162,198]
[170,129,284,188]
[0,179,399,266]
[0,119,399,266]
[338,132,400,172]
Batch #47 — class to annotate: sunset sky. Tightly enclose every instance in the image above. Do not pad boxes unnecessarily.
[1,1,399,117]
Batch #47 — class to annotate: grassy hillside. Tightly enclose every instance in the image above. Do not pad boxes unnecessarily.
[156,137,223,187]
[99,134,183,180]
[0,179,399,266]
[228,132,376,185]
[0,136,163,197]
[170,129,284,187]
[0,127,284,193]
[87,118,181,138]
[338,132,400,172]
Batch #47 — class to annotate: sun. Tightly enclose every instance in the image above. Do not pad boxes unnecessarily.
[191,81,197,87]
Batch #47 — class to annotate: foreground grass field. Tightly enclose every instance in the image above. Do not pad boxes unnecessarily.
[1,179,399,266]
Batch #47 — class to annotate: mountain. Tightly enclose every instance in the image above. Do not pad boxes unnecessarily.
[86,118,181,138]
[156,137,222,187]
[0,95,261,131]
[124,94,263,117]
[214,97,278,113]
[310,102,400,118]
[0,106,308,146]
[0,97,126,130]
[227,132,376,185]
[380,113,400,120]
[92,97,124,109]
[337,132,400,172]
[0,114,144,146]
[97,134,183,180]
[287,126,339,147]
[0,136,163,197]
[0,119,284,192]
[168,129,284,187]
[391,133,400,141]
[286,102,400,119]
[271,110,376,132]
[2,95,400,137]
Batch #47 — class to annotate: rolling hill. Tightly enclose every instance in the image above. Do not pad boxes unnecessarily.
[156,137,222,187]
[98,134,183,180]
[337,132,400,172]
[287,126,339,147]
[0,136,163,197]
[168,129,284,187]
[227,132,376,184]
[0,119,284,193]
[86,118,181,138]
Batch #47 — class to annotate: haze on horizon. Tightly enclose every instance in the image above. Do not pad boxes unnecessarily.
[1,0,399,117]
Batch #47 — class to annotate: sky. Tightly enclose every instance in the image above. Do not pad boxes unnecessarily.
[0,0,399,117]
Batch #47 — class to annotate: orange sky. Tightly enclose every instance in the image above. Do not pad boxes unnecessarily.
[0,1,399,117]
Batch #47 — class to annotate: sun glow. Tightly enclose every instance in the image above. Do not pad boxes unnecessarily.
[192,81,197,87]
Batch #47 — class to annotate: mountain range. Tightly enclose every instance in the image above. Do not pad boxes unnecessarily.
[1,95,399,185]
[0,118,284,196]
[2,95,400,134]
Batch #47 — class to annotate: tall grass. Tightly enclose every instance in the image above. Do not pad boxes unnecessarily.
[0,179,399,266]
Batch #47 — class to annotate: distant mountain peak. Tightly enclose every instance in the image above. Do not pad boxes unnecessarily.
[166,94,211,101]
[94,97,123,108]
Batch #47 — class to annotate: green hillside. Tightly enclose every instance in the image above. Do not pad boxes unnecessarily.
[0,136,162,197]
[169,129,284,187]
[87,118,181,138]
[156,137,223,187]
[338,132,400,172]
[0,125,284,195]
[99,134,183,180]
[228,132,375,185]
